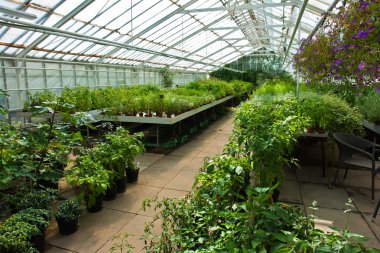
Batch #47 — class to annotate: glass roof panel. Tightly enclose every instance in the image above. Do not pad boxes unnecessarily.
[0,0,336,71]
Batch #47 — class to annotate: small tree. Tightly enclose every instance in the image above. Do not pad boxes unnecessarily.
[160,66,175,88]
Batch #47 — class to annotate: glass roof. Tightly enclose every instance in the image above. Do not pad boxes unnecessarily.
[0,0,338,72]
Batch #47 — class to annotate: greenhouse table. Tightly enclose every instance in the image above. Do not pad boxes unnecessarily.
[301,132,329,177]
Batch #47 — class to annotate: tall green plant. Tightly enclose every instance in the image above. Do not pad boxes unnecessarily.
[228,97,310,187]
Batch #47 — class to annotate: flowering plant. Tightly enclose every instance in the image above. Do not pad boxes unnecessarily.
[293,0,380,88]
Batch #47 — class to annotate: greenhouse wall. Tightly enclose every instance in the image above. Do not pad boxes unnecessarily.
[0,58,206,111]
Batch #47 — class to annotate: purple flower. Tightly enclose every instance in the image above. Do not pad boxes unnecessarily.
[375,86,380,93]
[357,30,369,39]
[358,61,366,70]
[350,44,357,49]
[368,26,375,32]
[359,1,369,9]
[335,58,342,65]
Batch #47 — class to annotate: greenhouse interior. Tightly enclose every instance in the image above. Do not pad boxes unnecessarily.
[0,0,380,252]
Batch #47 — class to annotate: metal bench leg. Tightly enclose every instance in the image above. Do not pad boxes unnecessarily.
[343,166,349,179]
[373,199,380,219]
[372,170,376,201]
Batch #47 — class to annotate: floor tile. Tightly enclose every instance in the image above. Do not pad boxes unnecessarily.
[182,157,206,171]
[305,207,380,249]
[47,209,134,253]
[346,187,380,214]
[138,188,188,217]
[138,165,181,188]
[279,180,302,204]
[170,145,203,157]
[334,169,380,190]
[301,183,353,210]
[45,245,75,253]
[165,170,199,191]
[103,184,161,213]
[134,153,164,167]
[296,165,332,184]
[150,155,193,170]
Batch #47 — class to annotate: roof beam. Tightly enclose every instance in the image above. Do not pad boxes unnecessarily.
[139,13,230,65]
[16,0,95,58]
[169,28,238,66]
[96,0,198,63]
[282,0,309,67]
[0,16,222,69]
[306,0,340,41]
[207,24,294,30]
[0,5,37,20]
[184,2,294,13]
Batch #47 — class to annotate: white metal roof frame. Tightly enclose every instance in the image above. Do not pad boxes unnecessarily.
[0,0,340,72]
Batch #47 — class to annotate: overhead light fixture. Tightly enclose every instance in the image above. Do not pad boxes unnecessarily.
[0,5,37,20]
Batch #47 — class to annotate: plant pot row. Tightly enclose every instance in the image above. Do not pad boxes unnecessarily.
[56,170,139,236]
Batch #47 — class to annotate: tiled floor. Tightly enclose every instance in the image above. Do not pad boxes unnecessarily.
[46,113,380,252]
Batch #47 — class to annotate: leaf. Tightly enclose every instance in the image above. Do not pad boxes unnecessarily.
[235,166,243,175]
[272,232,291,243]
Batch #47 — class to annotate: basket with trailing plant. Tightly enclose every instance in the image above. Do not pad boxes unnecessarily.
[64,150,113,213]
[55,197,83,235]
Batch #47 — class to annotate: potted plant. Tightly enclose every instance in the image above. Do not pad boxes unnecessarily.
[16,189,57,211]
[0,219,40,252]
[55,197,83,235]
[3,208,51,252]
[65,151,112,213]
[102,127,145,190]
[126,161,140,183]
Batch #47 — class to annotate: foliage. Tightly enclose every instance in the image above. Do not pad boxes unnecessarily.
[143,183,376,252]
[97,127,145,178]
[0,208,50,252]
[299,92,364,134]
[16,189,57,210]
[64,150,112,207]
[10,208,51,232]
[55,197,83,221]
[228,97,310,187]
[356,92,380,124]
[109,233,134,253]
[24,79,254,116]
[293,0,380,88]
[23,90,57,111]
[0,220,39,253]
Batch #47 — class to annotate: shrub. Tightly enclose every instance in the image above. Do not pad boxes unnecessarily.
[356,93,380,124]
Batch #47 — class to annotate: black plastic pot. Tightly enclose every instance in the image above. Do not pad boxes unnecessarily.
[116,176,127,193]
[31,231,45,253]
[37,179,59,190]
[86,195,103,213]
[126,169,139,183]
[272,188,280,202]
[104,183,117,201]
[56,217,78,235]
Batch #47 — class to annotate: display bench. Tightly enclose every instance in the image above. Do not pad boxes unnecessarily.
[11,95,234,148]
[95,95,234,147]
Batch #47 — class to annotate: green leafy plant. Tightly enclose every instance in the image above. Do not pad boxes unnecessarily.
[356,93,380,124]
[11,208,51,232]
[65,151,112,207]
[0,220,39,253]
[109,232,135,253]
[55,197,83,222]
[228,97,310,187]
[300,92,364,134]
[16,189,57,210]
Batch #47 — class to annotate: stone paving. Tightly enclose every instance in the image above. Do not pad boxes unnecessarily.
[46,113,380,252]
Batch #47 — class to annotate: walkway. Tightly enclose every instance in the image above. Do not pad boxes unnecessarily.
[46,113,380,252]
[46,114,233,252]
